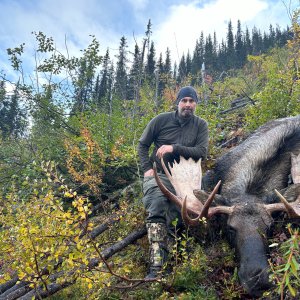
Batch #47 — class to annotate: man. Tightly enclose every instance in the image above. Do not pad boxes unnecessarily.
[138,86,208,279]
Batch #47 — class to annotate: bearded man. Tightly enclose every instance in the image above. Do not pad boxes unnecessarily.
[138,86,209,279]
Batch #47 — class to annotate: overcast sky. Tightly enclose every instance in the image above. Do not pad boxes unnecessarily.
[0,0,299,81]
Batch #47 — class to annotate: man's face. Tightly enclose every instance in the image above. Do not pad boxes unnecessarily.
[178,97,197,118]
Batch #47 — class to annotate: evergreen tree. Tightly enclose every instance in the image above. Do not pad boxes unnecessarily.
[269,24,276,48]
[93,74,100,103]
[164,48,172,75]
[107,64,114,114]
[177,54,186,83]
[275,25,288,47]
[212,31,218,71]
[252,26,263,55]
[145,19,152,58]
[99,50,110,100]
[72,58,94,112]
[115,36,128,100]
[226,20,236,69]
[145,41,156,83]
[154,48,173,101]
[157,53,164,75]
[186,51,192,76]
[204,34,214,71]
[0,81,26,138]
[192,39,201,76]
[0,81,9,138]
[235,20,246,68]
[128,44,141,100]
[162,48,173,88]
[173,62,178,82]
[95,49,113,112]
[262,32,269,52]
[218,40,227,72]
[283,25,292,45]
[244,27,252,55]
[156,53,165,96]
[191,32,204,83]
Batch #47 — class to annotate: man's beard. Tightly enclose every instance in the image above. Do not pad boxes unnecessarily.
[180,108,194,118]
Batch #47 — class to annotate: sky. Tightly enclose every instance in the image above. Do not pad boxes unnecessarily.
[0,0,299,82]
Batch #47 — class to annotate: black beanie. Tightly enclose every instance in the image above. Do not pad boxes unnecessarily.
[176,86,199,105]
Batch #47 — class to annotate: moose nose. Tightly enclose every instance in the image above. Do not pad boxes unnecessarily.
[239,265,271,297]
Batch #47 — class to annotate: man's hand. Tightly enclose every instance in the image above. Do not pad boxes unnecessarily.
[156,145,173,159]
[144,169,154,177]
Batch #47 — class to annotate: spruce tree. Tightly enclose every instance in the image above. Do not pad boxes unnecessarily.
[145,19,152,57]
[252,26,263,55]
[191,32,204,84]
[96,49,112,112]
[204,34,214,71]
[145,41,156,84]
[226,20,236,69]
[128,44,141,101]
[244,27,252,56]
[218,40,227,72]
[164,48,172,75]
[156,53,165,96]
[212,31,218,71]
[115,36,128,101]
[177,54,186,83]
[0,81,26,138]
[235,20,246,68]
[191,32,204,76]
[186,51,192,76]
[72,58,94,112]
[269,24,276,48]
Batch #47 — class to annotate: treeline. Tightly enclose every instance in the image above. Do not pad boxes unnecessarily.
[72,19,291,114]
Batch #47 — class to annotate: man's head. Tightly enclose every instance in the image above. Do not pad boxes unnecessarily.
[176,86,198,118]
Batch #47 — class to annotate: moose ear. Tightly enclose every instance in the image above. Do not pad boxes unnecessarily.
[193,189,225,205]
[279,183,300,202]
[291,153,300,184]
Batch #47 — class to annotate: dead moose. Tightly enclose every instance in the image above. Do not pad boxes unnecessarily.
[154,115,300,297]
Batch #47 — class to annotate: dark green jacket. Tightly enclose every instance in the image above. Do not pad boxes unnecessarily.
[138,111,208,173]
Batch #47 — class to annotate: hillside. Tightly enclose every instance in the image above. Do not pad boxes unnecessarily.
[0,12,299,300]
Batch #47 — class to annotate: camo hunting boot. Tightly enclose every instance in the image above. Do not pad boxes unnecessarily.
[145,222,168,279]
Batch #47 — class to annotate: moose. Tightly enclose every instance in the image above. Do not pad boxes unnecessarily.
[154,115,300,297]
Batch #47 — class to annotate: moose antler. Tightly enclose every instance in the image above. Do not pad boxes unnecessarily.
[154,156,232,226]
[153,157,204,213]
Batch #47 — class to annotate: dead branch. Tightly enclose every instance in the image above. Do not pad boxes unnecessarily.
[0,216,121,299]
[1,226,147,299]
[0,277,18,295]
[0,281,30,300]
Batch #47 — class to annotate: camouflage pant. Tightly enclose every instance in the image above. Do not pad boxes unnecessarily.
[146,223,168,267]
[142,174,183,228]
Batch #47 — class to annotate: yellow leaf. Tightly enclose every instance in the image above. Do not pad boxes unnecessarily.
[64,192,74,198]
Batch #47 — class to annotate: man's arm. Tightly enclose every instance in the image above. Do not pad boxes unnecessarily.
[138,117,158,175]
[138,141,153,175]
